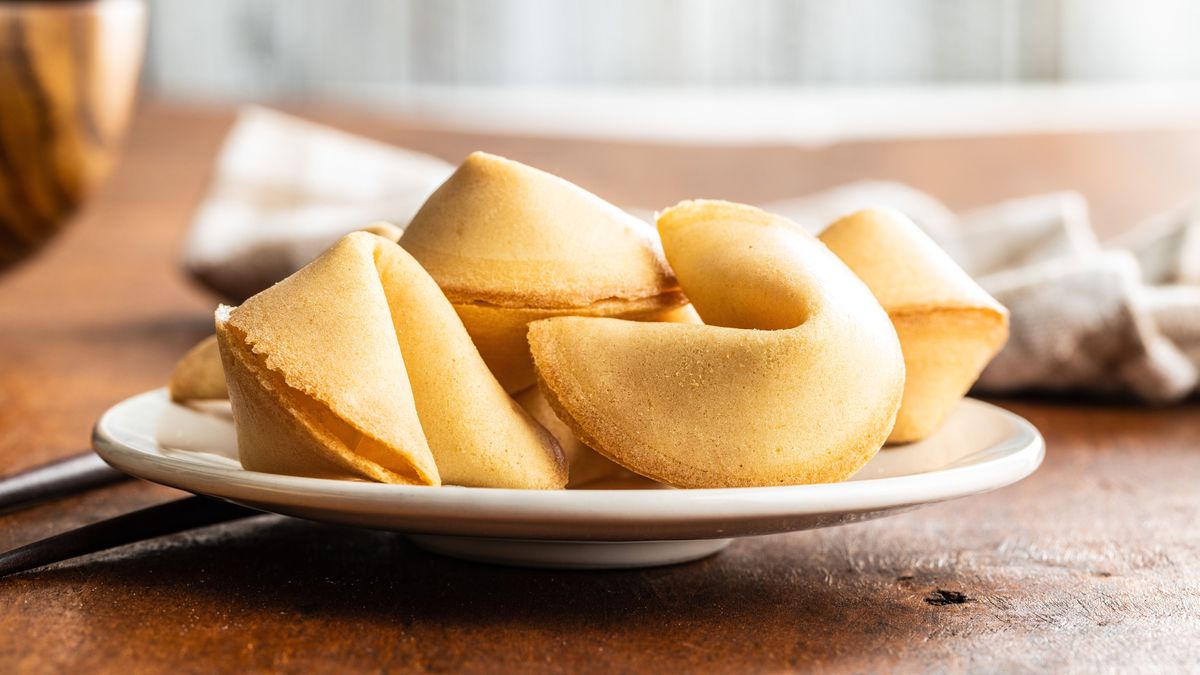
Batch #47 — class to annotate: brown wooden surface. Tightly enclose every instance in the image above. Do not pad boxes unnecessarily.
[1,105,1199,673]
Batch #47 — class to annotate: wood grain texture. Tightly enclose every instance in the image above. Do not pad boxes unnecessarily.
[0,0,143,269]
[1,105,1199,673]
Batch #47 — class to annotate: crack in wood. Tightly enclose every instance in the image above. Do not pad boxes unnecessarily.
[925,589,971,606]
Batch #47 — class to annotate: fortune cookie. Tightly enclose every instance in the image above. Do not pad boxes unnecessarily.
[216,231,566,488]
[400,151,689,393]
[529,200,906,488]
[819,209,1009,443]
[169,335,228,402]
[513,386,633,487]
[170,223,405,405]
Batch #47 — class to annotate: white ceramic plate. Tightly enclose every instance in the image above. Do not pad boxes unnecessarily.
[93,389,1043,569]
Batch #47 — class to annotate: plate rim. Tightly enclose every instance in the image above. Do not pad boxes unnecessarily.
[93,388,1045,524]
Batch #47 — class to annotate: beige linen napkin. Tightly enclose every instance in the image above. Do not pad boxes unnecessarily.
[183,107,453,300]
[183,107,1200,402]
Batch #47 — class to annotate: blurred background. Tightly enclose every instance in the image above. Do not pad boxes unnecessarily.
[148,0,1200,91]
[141,0,1200,143]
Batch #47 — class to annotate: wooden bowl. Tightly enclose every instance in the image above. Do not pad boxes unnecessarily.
[0,0,145,270]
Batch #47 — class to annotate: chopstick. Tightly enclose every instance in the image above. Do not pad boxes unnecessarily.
[0,495,260,578]
[0,451,130,514]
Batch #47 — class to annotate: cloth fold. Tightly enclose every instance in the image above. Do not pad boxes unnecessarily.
[182,106,1200,403]
[183,107,454,300]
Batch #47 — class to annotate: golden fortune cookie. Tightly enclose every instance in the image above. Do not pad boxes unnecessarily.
[818,209,1009,444]
[400,151,689,393]
[513,386,635,487]
[170,223,405,405]
[169,334,228,402]
[216,232,566,488]
[529,200,906,489]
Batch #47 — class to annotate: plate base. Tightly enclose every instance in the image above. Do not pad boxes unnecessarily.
[408,535,733,569]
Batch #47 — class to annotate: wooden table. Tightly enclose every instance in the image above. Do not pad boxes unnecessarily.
[2,105,1198,673]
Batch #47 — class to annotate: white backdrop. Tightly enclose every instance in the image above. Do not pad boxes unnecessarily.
[142,0,1200,102]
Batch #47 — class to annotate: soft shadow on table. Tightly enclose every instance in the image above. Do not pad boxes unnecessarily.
[5,514,978,671]
[981,391,1200,409]
[11,314,216,388]
[49,314,216,351]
